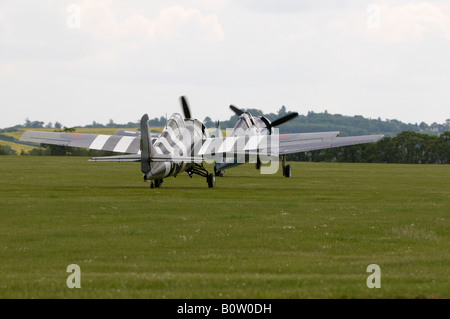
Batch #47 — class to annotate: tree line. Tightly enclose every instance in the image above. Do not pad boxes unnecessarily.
[13,107,448,136]
[1,108,449,163]
[286,131,450,164]
[2,130,448,164]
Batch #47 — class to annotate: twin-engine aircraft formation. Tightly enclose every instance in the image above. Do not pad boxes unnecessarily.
[20,97,383,188]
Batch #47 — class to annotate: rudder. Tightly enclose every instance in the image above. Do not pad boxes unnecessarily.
[140,114,153,176]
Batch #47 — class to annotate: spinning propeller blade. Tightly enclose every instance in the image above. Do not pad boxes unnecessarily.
[180,96,192,119]
[270,112,299,127]
[229,105,244,116]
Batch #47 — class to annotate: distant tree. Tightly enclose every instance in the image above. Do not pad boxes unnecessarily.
[419,122,428,130]
[278,105,287,117]
[54,121,62,129]
[148,116,166,127]
[203,116,213,128]
[106,119,115,128]
[126,121,138,128]
[24,118,44,128]
[0,144,17,155]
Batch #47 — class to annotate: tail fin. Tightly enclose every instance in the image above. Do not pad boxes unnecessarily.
[214,121,226,176]
[140,114,153,175]
[215,120,223,138]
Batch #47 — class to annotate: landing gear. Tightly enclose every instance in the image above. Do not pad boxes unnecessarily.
[281,155,292,178]
[207,173,216,188]
[150,179,163,188]
[256,158,261,170]
[187,163,216,188]
[283,164,292,178]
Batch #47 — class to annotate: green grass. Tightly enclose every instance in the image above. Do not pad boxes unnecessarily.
[0,156,449,298]
[0,140,37,154]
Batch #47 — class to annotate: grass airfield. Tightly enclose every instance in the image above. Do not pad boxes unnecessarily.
[0,156,449,298]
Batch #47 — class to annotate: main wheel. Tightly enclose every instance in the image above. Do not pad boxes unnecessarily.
[207,173,216,188]
[283,164,292,178]
[154,179,163,188]
[256,158,261,170]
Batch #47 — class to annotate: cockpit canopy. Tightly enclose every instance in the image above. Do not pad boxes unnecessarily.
[234,113,254,130]
[231,112,271,136]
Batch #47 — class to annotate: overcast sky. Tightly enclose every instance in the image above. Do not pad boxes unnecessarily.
[1,0,449,128]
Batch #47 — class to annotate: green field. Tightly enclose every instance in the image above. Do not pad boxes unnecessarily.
[0,156,449,298]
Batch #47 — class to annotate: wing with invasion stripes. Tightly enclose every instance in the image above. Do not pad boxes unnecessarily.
[20,129,384,159]
[197,132,384,156]
[197,132,340,156]
[19,131,141,154]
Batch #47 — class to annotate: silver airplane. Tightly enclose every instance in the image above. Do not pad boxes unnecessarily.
[20,96,384,188]
[213,104,300,177]
[213,104,385,179]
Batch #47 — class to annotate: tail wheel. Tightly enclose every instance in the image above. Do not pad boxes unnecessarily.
[283,164,292,178]
[215,169,226,177]
[207,173,216,188]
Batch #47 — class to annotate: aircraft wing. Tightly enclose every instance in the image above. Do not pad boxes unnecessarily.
[113,129,159,142]
[276,134,384,155]
[197,132,340,156]
[20,131,141,154]
[240,134,384,155]
[198,132,383,157]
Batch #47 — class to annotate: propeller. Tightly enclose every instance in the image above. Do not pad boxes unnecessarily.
[230,104,298,128]
[180,96,192,119]
[270,112,299,127]
[229,105,244,116]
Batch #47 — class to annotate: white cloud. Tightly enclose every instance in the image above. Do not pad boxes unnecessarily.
[238,0,346,14]
[152,6,225,43]
[367,2,450,43]
[1,1,449,128]
[288,29,315,40]
[79,1,225,44]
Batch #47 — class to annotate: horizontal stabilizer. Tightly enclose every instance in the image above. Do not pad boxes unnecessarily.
[90,154,204,163]
[90,155,141,162]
